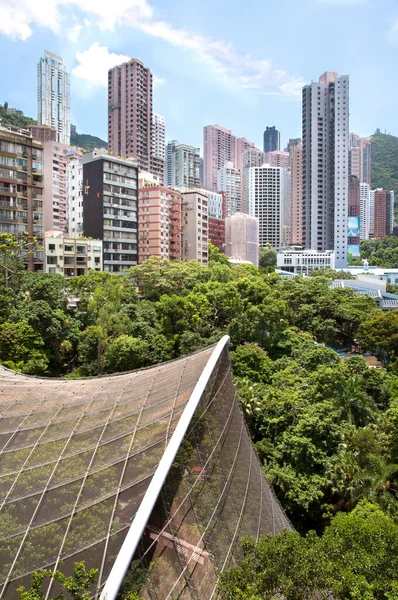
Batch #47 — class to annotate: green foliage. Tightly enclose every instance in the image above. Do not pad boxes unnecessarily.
[70,131,107,151]
[17,562,143,600]
[259,246,277,268]
[360,236,398,268]
[103,335,150,373]
[358,310,398,365]
[371,133,398,216]
[0,105,37,129]
[208,242,230,265]
[218,501,398,600]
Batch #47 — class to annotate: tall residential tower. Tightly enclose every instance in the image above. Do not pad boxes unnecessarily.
[203,125,236,190]
[263,126,280,153]
[37,51,70,145]
[302,72,349,268]
[108,58,164,182]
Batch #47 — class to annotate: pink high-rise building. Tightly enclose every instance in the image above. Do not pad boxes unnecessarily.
[108,58,164,182]
[203,125,236,190]
[349,134,371,186]
[235,137,255,170]
[264,150,290,170]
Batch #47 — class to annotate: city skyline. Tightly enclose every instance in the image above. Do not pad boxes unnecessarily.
[0,0,397,150]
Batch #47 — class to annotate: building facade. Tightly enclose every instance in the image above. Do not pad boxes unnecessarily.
[263,126,280,153]
[138,186,182,263]
[373,189,394,238]
[218,162,241,216]
[248,165,284,250]
[108,58,164,182]
[302,71,349,268]
[37,51,70,145]
[225,212,259,267]
[67,157,83,237]
[290,140,303,245]
[277,248,336,274]
[181,190,208,264]
[152,113,165,160]
[198,188,225,253]
[166,141,201,188]
[82,151,138,273]
[0,124,44,271]
[282,169,292,245]
[241,146,266,213]
[360,182,370,241]
[349,133,371,186]
[235,137,255,170]
[42,140,76,233]
[263,150,290,170]
[203,125,236,190]
[44,232,102,276]
[29,125,57,143]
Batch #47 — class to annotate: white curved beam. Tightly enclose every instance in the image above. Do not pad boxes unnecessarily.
[100,335,230,600]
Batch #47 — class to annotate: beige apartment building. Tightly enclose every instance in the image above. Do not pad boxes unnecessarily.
[138,186,182,263]
[181,189,209,265]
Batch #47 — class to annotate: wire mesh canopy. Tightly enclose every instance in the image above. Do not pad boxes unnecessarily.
[0,338,291,600]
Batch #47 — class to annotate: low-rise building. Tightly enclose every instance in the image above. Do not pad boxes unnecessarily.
[138,186,182,263]
[82,150,139,273]
[277,248,336,274]
[44,232,102,276]
[181,189,208,264]
[0,123,44,271]
[225,212,259,267]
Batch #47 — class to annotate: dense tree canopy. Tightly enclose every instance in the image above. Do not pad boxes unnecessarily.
[4,241,398,597]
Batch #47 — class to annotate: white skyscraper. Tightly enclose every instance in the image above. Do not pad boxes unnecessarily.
[359,183,370,241]
[166,141,201,187]
[37,51,70,145]
[218,162,241,216]
[302,72,349,267]
[67,157,83,237]
[248,165,284,249]
[152,113,165,160]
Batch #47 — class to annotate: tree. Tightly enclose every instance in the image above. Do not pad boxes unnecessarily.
[259,245,277,268]
[0,321,48,373]
[103,335,150,373]
[232,343,273,384]
[218,501,398,600]
[358,310,398,365]
[17,562,144,600]
[208,242,230,265]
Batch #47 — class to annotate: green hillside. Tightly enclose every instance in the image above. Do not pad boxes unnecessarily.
[371,132,398,216]
[0,105,107,151]
[70,131,107,151]
[0,105,37,129]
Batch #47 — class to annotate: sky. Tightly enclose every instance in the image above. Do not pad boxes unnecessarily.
[1,0,398,151]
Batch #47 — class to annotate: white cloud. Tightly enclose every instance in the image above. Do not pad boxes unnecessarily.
[72,43,130,86]
[153,75,166,87]
[67,23,82,43]
[0,0,61,40]
[0,0,303,98]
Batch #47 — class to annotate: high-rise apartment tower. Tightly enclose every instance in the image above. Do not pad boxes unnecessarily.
[203,125,236,190]
[37,51,70,145]
[108,58,164,182]
[302,72,349,268]
[263,126,280,153]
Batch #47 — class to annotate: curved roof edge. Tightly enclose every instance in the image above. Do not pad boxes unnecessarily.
[100,335,231,600]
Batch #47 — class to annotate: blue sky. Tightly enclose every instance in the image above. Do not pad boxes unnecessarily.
[1,0,397,150]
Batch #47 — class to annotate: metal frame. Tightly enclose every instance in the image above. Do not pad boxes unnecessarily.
[100,335,231,600]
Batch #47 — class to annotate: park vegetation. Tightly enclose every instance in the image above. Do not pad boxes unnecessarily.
[3,239,398,598]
